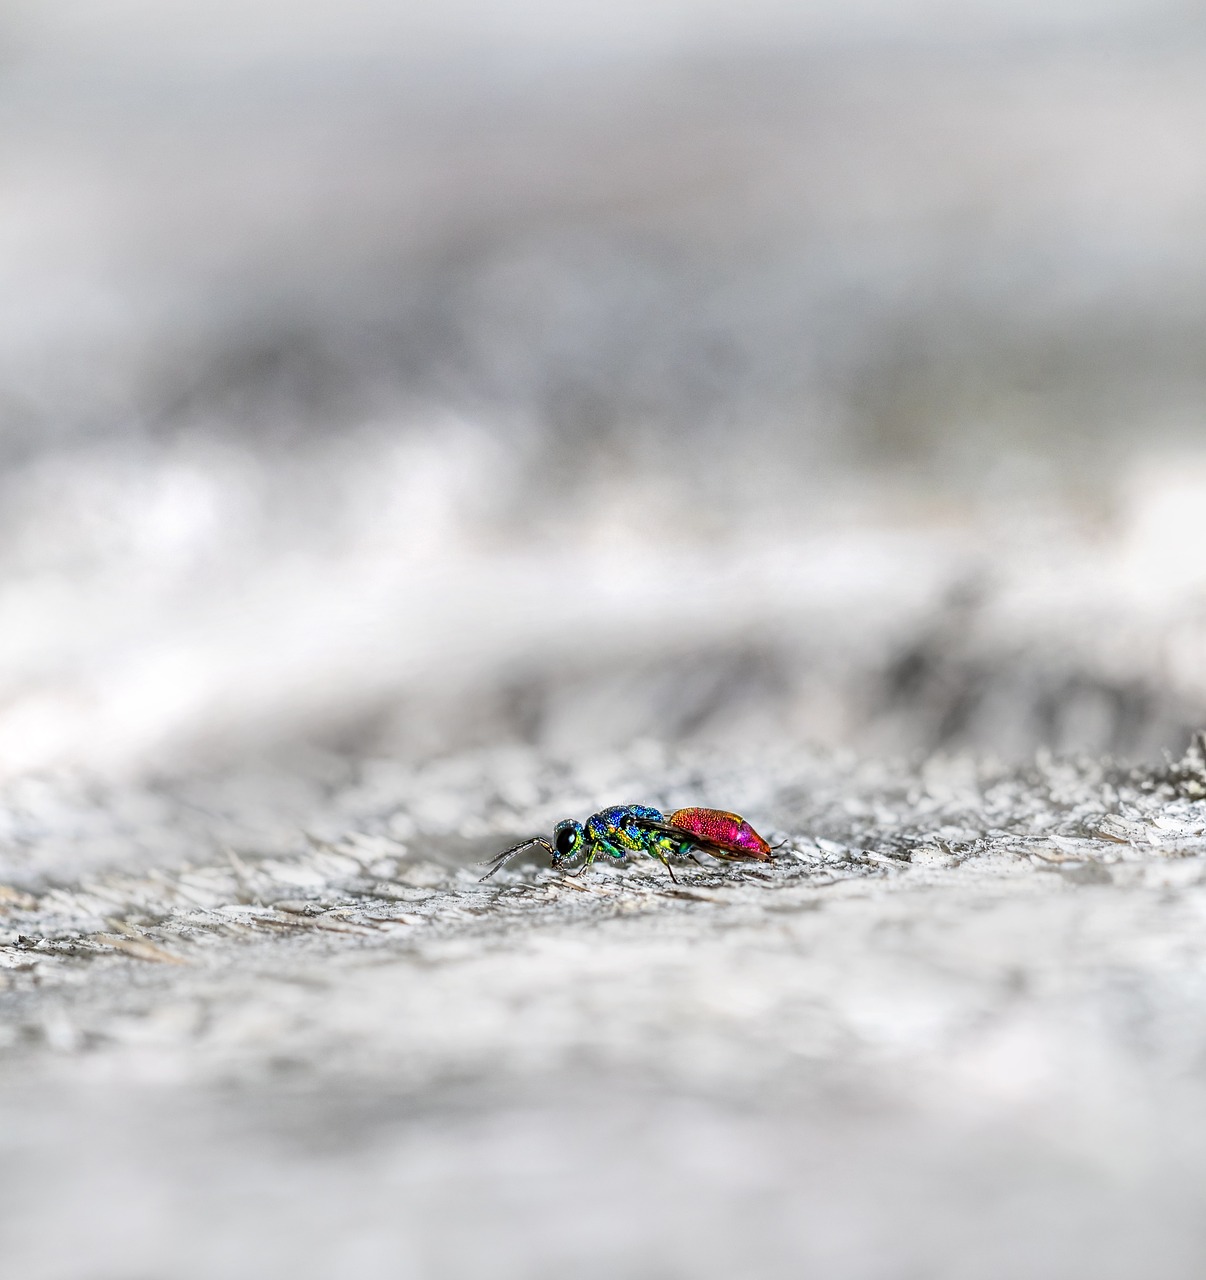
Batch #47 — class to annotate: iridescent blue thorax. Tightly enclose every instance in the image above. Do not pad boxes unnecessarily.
[584,804,664,851]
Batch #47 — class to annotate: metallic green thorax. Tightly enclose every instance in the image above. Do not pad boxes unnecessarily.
[556,804,696,875]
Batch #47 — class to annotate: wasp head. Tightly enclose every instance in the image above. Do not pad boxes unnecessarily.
[551,819,584,866]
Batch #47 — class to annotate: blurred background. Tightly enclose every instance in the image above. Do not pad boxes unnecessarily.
[1,0,1205,781]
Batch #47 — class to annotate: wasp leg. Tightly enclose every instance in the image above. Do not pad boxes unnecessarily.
[565,839,608,877]
[568,837,637,879]
[650,833,698,883]
[672,837,706,876]
[669,836,706,869]
[646,839,680,884]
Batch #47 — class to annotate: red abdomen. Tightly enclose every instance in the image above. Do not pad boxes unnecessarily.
[667,808,773,860]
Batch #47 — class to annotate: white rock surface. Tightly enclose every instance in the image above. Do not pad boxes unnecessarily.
[5,739,1206,1277]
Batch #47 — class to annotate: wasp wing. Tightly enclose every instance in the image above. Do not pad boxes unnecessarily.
[631,816,771,863]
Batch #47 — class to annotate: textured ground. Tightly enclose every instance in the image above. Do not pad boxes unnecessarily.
[5,737,1206,1278]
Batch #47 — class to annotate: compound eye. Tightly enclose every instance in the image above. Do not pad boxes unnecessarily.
[554,825,578,857]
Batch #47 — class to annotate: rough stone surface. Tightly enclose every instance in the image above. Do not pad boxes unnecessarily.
[5,737,1206,1277]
